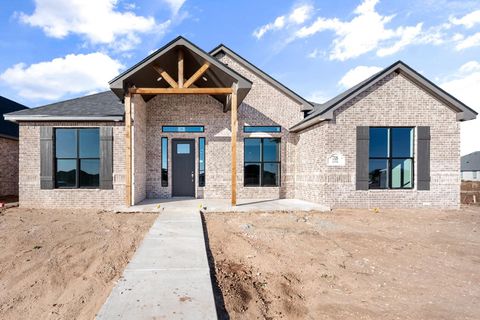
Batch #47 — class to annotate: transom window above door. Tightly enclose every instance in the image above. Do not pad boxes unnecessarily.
[369,127,414,189]
[244,126,281,133]
[162,126,204,133]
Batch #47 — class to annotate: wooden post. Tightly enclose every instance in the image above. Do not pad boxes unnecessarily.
[231,86,238,206]
[178,49,184,88]
[125,93,132,207]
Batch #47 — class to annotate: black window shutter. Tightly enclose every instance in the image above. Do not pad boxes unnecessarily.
[356,126,370,190]
[40,127,54,189]
[100,126,114,189]
[417,126,430,190]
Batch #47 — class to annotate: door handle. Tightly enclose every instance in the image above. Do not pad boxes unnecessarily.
[191,171,194,182]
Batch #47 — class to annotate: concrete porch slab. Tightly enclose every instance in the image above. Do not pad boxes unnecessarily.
[122,198,330,213]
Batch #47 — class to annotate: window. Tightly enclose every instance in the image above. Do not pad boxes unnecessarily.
[244,126,281,133]
[369,127,414,189]
[162,126,204,133]
[55,128,100,188]
[244,138,280,186]
[161,137,168,187]
[199,138,205,187]
[177,144,190,154]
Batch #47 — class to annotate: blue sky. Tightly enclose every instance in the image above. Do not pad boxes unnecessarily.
[0,0,479,154]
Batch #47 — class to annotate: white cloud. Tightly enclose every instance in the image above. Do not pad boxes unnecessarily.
[450,10,480,28]
[162,0,186,15]
[253,4,313,39]
[306,90,331,103]
[377,23,423,56]
[338,65,382,88]
[455,32,480,50]
[307,48,325,59]
[440,61,480,155]
[295,0,422,60]
[0,52,124,100]
[18,0,160,51]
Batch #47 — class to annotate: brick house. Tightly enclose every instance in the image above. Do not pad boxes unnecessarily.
[0,96,29,197]
[4,37,477,209]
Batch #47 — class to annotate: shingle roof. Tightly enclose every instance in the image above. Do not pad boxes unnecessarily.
[461,151,480,171]
[291,60,478,132]
[4,91,124,122]
[0,96,29,139]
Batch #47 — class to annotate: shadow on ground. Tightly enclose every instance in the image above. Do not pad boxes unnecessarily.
[200,212,230,320]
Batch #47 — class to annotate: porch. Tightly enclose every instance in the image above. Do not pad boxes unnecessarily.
[111,37,253,207]
[119,198,331,213]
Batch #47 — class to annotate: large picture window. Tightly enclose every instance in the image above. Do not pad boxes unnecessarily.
[369,127,414,189]
[244,138,280,187]
[55,128,100,188]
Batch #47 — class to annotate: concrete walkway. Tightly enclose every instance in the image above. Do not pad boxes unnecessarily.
[96,210,217,319]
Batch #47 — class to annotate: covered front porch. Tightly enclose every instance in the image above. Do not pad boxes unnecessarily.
[109,37,253,207]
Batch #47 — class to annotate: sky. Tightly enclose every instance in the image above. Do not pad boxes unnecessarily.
[0,0,479,155]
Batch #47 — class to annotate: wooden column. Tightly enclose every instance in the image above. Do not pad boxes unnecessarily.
[230,86,238,206]
[178,49,184,88]
[125,93,132,206]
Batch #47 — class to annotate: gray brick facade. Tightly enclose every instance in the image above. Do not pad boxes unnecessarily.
[18,122,125,209]
[295,73,461,209]
[0,137,19,196]
[15,53,465,209]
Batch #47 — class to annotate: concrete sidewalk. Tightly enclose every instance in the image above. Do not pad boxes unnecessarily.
[96,210,217,319]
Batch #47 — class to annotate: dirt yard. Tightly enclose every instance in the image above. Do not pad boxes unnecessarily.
[0,207,156,320]
[205,207,480,320]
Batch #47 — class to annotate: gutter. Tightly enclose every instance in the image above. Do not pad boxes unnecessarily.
[289,115,328,133]
[4,115,124,123]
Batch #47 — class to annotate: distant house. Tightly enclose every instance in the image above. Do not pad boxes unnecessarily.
[461,151,480,181]
[0,96,29,196]
[3,36,478,209]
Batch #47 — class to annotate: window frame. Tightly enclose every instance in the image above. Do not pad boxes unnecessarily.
[244,138,281,187]
[243,126,281,133]
[54,128,100,189]
[162,125,204,133]
[368,127,415,190]
[198,137,205,187]
[161,137,168,187]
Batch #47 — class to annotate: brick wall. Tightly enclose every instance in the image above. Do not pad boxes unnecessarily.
[18,122,126,209]
[144,54,303,200]
[0,137,19,196]
[295,72,461,209]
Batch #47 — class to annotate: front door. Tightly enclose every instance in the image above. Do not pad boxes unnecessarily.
[172,139,195,197]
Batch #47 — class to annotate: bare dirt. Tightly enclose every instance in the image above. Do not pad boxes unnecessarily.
[204,207,480,320]
[0,207,156,320]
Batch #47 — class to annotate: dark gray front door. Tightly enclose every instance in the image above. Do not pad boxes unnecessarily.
[172,139,195,197]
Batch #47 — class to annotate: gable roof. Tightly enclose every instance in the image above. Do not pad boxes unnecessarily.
[109,36,252,109]
[4,91,124,122]
[461,151,480,171]
[290,60,478,132]
[210,44,313,112]
[0,96,29,139]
